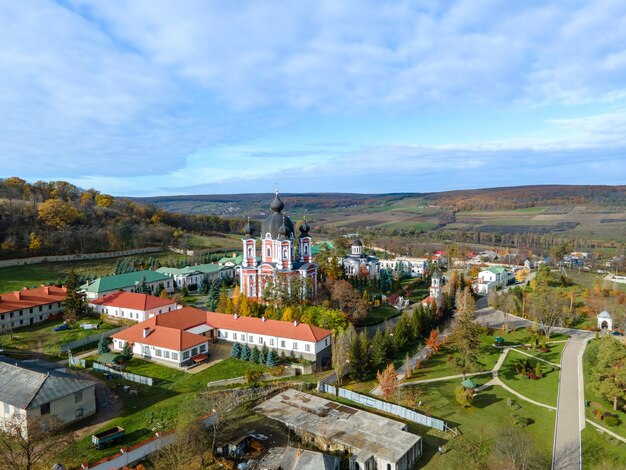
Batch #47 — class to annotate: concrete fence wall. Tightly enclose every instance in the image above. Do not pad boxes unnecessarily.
[318,383,446,432]
[93,362,154,387]
[0,247,162,268]
[60,326,127,352]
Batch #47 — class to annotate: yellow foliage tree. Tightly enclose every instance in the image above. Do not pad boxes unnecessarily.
[37,199,80,229]
[95,194,114,208]
[239,294,251,316]
[281,307,294,322]
[28,232,42,252]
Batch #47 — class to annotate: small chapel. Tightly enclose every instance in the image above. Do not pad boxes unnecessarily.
[239,189,318,301]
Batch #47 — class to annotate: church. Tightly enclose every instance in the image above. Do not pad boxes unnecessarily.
[342,235,380,278]
[239,190,318,301]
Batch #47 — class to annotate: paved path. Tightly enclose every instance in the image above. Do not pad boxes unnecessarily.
[508,347,562,368]
[552,335,588,470]
[585,418,626,444]
[400,370,491,387]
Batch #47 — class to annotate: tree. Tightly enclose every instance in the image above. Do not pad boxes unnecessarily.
[455,385,474,407]
[426,329,444,352]
[590,337,626,410]
[250,346,260,364]
[371,329,390,371]
[328,279,367,323]
[376,363,398,400]
[527,287,568,338]
[62,270,85,324]
[97,336,110,355]
[37,199,80,229]
[121,342,133,363]
[204,391,246,453]
[0,414,75,470]
[449,288,483,378]
[403,353,413,380]
[491,427,546,470]
[230,343,242,359]
[446,433,491,470]
[240,344,251,361]
[95,193,114,208]
[265,349,278,367]
[349,331,370,381]
[332,328,352,385]
[393,316,409,351]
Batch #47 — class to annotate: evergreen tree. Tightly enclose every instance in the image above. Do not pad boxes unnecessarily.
[240,344,251,361]
[371,329,389,371]
[136,275,150,294]
[266,349,278,367]
[250,346,260,363]
[260,344,269,365]
[62,270,86,324]
[349,332,370,381]
[97,336,110,355]
[121,342,133,363]
[200,278,209,295]
[231,343,242,359]
[393,316,409,352]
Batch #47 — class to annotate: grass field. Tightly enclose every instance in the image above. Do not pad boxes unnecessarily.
[582,426,626,469]
[499,349,560,407]
[186,233,241,250]
[359,304,401,326]
[0,251,188,292]
[0,317,116,355]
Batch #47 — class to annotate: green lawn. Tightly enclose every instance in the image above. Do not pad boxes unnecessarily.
[0,251,187,292]
[499,349,560,407]
[360,304,401,326]
[59,357,266,466]
[516,341,567,365]
[582,426,626,469]
[583,339,626,440]
[0,317,116,355]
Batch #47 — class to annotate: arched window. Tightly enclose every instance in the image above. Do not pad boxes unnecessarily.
[267,247,271,257]
[304,245,308,255]
[283,248,288,258]
[248,246,253,257]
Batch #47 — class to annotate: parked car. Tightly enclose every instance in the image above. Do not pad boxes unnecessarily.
[53,324,70,331]
[92,426,125,449]
[610,331,624,336]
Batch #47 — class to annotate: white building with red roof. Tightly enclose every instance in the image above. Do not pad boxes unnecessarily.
[0,285,67,332]
[89,292,179,322]
[111,307,332,368]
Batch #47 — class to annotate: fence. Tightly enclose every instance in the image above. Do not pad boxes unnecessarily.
[68,357,86,368]
[93,362,154,386]
[60,326,127,352]
[318,383,447,432]
[0,247,162,268]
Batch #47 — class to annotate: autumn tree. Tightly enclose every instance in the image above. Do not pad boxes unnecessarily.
[491,427,547,470]
[37,199,80,229]
[590,336,626,410]
[0,414,75,470]
[332,327,353,385]
[527,287,568,338]
[449,287,483,378]
[455,385,474,407]
[426,329,444,352]
[328,279,368,323]
[377,363,398,400]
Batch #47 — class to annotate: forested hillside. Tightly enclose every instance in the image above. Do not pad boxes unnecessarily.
[0,177,240,259]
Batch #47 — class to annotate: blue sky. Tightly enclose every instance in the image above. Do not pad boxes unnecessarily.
[1,0,625,196]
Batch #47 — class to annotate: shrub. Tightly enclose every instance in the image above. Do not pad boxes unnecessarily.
[510,414,530,427]
[245,370,263,386]
[604,416,619,427]
[269,365,285,377]
[455,386,474,408]
[594,409,603,421]
[507,398,521,410]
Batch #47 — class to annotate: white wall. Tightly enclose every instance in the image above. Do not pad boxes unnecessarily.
[93,302,178,322]
[0,301,63,331]
[112,338,208,367]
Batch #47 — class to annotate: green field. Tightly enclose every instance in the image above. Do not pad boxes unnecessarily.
[499,349,560,407]
[186,233,241,250]
[0,251,188,292]
[1,317,117,356]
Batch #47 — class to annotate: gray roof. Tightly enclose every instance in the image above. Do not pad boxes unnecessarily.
[598,310,611,319]
[0,358,95,410]
[260,446,340,470]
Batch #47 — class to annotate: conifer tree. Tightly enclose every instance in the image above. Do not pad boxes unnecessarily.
[231,343,242,359]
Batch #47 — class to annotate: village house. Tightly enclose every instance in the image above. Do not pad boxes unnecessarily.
[157,263,234,290]
[475,266,516,294]
[0,285,67,332]
[110,307,332,369]
[89,291,179,322]
[81,270,174,299]
[0,358,96,433]
[255,389,422,470]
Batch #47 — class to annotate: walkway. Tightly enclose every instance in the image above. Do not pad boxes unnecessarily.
[400,370,491,387]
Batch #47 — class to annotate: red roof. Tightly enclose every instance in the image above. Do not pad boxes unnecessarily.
[111,307,331,352]
[90,291,176,311]
[0,286,67,314]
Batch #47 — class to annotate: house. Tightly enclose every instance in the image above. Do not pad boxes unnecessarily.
[110,307,332,368]
[0,285,67,332]
[259,446,341,470]
[89,292,179,322]
[0,358,96,433]
[255,389,422,470]
[81,270,174,299]
[475,266,515,294]
[157,263,235,291]
[376,257,429,278]
[598,311,613,330]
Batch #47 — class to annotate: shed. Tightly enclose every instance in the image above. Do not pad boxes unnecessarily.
[97,352,123,365]
[598,311,612,331]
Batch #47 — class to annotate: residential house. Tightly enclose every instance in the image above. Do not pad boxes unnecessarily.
[81,270,174,299]
[157,263,235,291]
[475,266,516,294]
[0,285,67,332]
[111,307,332,369]
[89,292,179,322]
[0,358,96,434]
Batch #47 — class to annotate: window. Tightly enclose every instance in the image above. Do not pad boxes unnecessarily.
[223,331,228,338]
[270,338,274,346]
[172,352,178,360]
[29,308,33,314]
[164,350,170,359]
[0,314,3,320]
[143,345,150,355]
[280,340,285,348]
[199,344,206,353]
[325,338,329,346]
[233,333,237,340]
[293,342,298,350]
[49,304,52,310]
[19,311,23,316]
[248,335,253,342]
[40,403,50,415]
[258,336,263,344]
[218,330,222,337]
[75,408,84,419]
[305,344,310,352]
[3,403,10,414]
[74,391,83,403]
[267,248,271,257]
[38,306,42,312]
[183,351,190,359]
[191,347,198,355]
[155,349,162,357]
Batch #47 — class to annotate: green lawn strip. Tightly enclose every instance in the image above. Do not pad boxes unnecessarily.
[498,349,560,407]
[0,251,188,292]
[518,341,566,364]
[0,317,116,355]
[582,426,626,469]
[583,340,626,439]
[360,304,401,326]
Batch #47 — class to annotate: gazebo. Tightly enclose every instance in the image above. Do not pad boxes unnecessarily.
[461,378,478,389]
[597,311,612,331]
[494,336,505,346]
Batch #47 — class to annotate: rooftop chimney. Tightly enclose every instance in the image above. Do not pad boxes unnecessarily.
[13,291,21,300]
[293,320,299,327]
[44,286,50,295]
[234,313,239,319]
[143,328,150,338]
[262,316,266,322]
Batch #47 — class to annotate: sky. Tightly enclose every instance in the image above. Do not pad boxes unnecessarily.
[1,0,625,196]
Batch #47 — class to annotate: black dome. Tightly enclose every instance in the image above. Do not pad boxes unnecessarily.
[299,217,310,235]
[270,192,285,213]
[261,213,294,239]
[352,238,363,247]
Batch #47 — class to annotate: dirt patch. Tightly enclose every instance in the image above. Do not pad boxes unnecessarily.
[71,376,123,440]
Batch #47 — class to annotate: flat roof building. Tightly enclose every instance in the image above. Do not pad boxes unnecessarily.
[255,389,422,470]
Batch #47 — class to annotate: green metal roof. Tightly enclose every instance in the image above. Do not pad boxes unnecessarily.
[97,352,123,364]
[81,270,171,293]
[487,266,507,275]
[461,378,478,389]
[218,255,243,264]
